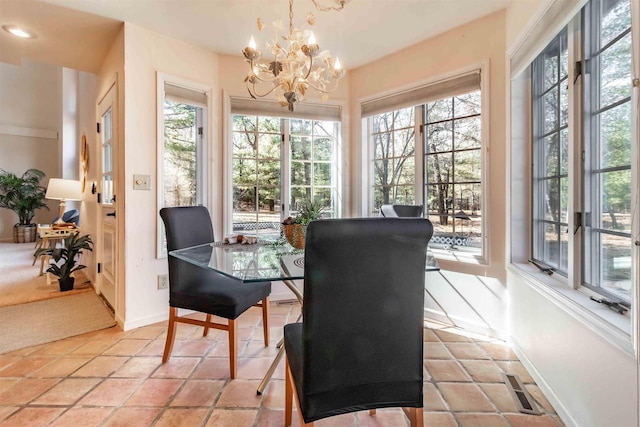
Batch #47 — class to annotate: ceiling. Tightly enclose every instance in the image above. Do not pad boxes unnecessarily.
[2,0,509,72]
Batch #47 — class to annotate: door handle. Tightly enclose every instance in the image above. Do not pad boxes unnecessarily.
[106,212,116,217]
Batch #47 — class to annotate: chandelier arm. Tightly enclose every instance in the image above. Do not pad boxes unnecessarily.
[248,81,282,98]
[310,0,345,12]
[305,79,341,94]
[302,56,314,80]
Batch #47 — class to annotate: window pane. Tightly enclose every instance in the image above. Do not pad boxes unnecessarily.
[314,162,332,186]
[394,107,415,128]
[163,101,198,207]
[373,133,391,160]
[601,169,631,233]
[454,150,481,182]
[258,134,280,159]
[426,99,452,123]
[600,33,632,107]
[396,157,415,186]
[233,159,256,186]
[600,0,631,46]
[291,136,311,160]
[426,122,452,152]
[544,50,559,91]
[258,116,281,133]
[233,131,257,158]
[290,118,311,134]
[544,134,559,177]
[291,161,311,186]
[543,88,559,133]
[314,137,333,161]
[393,128,414,157]
[233,115,256,132]
[454,92,481,116]
[560,129,568,175]
[599,233,632,300]
[543,223,560,268]
[600,103,631,169]
[257,160,280,187]
[426,153,453,184]
[455,116,481,150]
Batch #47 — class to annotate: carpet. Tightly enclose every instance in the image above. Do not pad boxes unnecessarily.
[0,291,116,354]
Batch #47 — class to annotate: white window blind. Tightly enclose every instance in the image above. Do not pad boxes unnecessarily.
[230,97,341,121]
[165,83,207,108]
[361,71,480,118]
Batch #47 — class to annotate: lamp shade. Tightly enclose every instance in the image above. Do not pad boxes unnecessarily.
[46,178,83,201]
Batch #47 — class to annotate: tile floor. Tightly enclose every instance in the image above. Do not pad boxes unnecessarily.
[0,302,564,426]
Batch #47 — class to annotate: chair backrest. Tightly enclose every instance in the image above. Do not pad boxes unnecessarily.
[380,204,423,217]
[302,217,433,395]
[159,206,215,293]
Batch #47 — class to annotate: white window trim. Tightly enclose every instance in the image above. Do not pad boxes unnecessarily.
[223,91,345,235]
[156,72,212,258]
[508,0,640,356]
[360,62,491,265]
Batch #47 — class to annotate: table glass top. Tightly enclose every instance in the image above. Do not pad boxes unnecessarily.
[169,235,440,283]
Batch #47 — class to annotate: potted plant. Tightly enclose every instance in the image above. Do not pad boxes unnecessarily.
[282,198,326,249]
[0,168,49,243]
[35,232,93,291]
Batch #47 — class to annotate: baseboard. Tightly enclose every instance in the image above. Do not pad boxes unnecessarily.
[122,312,168,331]
[424,308,508,340]
[509,338,578,427]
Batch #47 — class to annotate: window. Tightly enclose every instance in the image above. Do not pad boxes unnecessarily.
[157,77,209,257]
[231,113,340,233]
[365,72,484,257]
[425,91,482,254]
[530,0,633,304]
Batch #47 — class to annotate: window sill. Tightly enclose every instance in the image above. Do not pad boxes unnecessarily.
[507,262,634,357]
[430,246,486,265]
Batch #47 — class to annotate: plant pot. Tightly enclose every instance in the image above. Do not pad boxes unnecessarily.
[282,224,306,249]
[58,277,75,292]
[13,224,37,243]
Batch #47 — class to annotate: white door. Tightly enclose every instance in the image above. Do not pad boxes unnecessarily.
[97,83,118,310]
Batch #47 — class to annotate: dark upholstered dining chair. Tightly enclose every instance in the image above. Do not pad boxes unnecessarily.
[380,204,423,218]
[284,217,434,426]
[159,206,271,379]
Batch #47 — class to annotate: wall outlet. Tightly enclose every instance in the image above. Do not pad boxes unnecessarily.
[158,274,169,290]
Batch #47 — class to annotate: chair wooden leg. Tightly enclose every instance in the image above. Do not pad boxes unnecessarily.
[285,359,293,426]
[261,297,270,346]
[369,409,376,415]
[203,314,212,337]
[402,407,423,427]
[162,307,178,363]
[228,319,237,379]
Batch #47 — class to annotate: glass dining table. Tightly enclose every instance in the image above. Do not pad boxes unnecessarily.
[169,234,439,394]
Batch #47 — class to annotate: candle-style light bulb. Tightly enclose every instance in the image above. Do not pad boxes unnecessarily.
[308,32,316,45]
[249,36,257,49]
[334,58,342,70]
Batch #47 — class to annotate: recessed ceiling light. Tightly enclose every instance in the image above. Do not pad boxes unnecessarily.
[2,25,36,39]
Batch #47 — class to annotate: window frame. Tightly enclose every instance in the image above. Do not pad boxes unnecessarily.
[156,73,211,258]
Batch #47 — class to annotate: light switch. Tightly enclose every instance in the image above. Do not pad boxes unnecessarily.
[133,174,151,190]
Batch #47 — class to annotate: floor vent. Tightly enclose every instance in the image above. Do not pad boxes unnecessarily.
[503,373,541,415]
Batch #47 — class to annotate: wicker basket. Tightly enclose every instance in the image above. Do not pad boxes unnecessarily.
[282,224,306,249]
[13,224,37,243]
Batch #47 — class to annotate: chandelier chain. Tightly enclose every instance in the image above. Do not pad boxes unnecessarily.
[289,0,294,35]
[310,0,346,12]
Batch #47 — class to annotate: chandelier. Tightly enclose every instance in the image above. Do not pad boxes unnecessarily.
[242,0,346,111]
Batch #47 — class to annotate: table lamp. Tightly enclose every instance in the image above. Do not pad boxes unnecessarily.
[46,178,83,224]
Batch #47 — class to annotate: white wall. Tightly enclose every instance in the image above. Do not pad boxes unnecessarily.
[120,23,219,329]
[0,59,61,238]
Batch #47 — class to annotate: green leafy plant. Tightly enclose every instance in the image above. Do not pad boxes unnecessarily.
[36,233,93,289]
[0,168,49,225]
[282,198,327,226]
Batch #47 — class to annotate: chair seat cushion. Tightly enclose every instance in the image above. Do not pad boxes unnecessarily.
[284,323,422,423]
[171,269,271,320]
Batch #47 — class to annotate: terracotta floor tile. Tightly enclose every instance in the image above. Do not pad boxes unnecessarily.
[357,409,408,427]
[30,357,91,378]
[0,357,20,372]
[241,341,280,358]
[49,407,113,427]
[112,357,161,378]
[422,411,458,427]
[423,382,448,411]
[425,360,471,382]
[0,356,55,377]
[459,360,504,382]
[29,339,83,356]
[102,407,162,427]
[0,378,59,405]
[236,357,277,380]
[32,378,101,405]
[205,408,258,427]
[136,340,166,357]
[457,413,510,427]
[505,413,562,426]
[478,342,519,360]
[261,379,286,409]
[152,357,199,378]
[216,380,263,408]
[0,407,64,427]
[497,361,535,383]
[437,382,495,412]
[154,408,209,427]
[423,328,440,342]
[125,325,165,340]
[424,342,453,359]
[314,412,357,426]
[433,329,472,342]
[172,339,213,357]
[209,340,230,357]
[446,342,490,360]
[78,378,142,406]
[0,407,19,422]
[125,378,183,406]
[526,384,557,413]
[254,408,302,427]
[69,340,117,356]
[0,379,19,394]
[191,358,231,379]
[170,379,224,407]
[70,356,128,377]
[478,383,519,412]
[102,339,151,356]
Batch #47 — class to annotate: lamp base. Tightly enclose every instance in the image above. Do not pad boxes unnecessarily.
[54,200,66,225]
